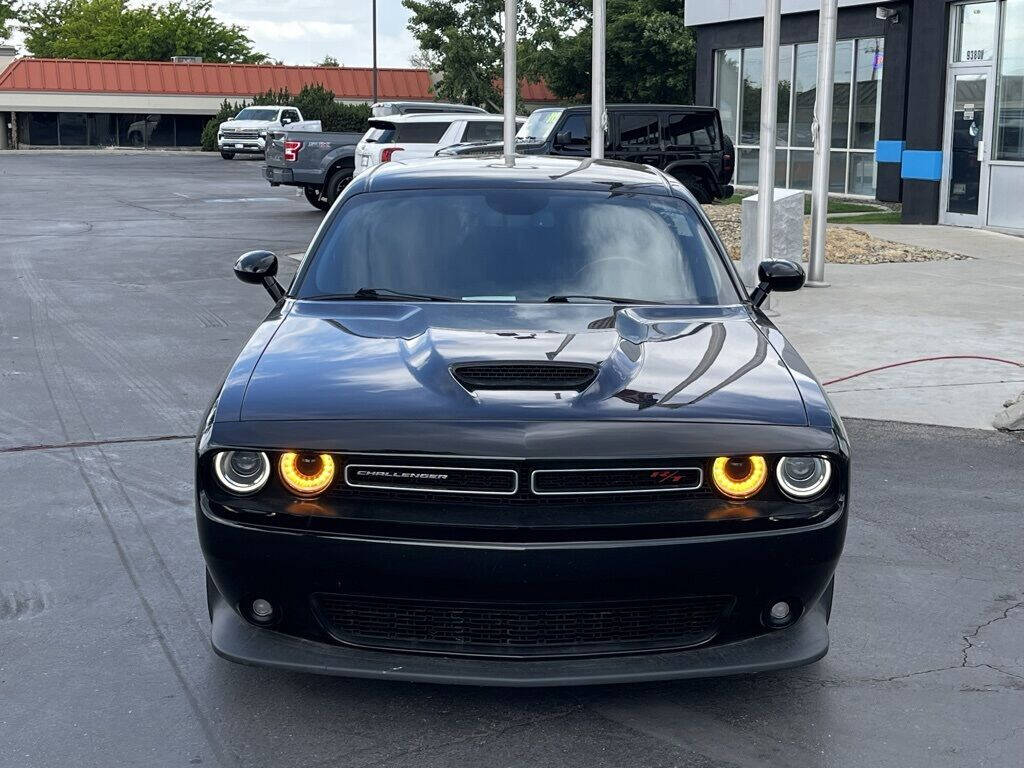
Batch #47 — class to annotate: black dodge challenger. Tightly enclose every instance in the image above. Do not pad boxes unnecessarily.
[197,156,849,686]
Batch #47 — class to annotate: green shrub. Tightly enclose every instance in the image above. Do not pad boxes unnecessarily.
[201,99,245,151]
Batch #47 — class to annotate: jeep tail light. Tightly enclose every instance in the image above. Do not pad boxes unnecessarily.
[380,147,404,163]
[284,140,302,162]
[724,152,734,176]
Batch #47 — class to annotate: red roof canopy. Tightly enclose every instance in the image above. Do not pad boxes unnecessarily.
[0,57,560,102]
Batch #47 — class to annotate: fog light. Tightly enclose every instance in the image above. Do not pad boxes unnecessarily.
[251,598,274,621]
[766,600,795,628]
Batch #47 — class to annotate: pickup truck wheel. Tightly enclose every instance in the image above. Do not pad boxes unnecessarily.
[220,151,235,160]
[326,167,354,203]
[304,186,330,211]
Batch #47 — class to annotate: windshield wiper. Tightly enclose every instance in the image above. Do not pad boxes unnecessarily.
[305,287,458,302]
[546,294,663,305]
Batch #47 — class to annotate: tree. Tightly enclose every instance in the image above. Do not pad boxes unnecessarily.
[403,0,537,110]
[0,0,19,42]
[524,0,695,104]
[316,55,340,67]
[19,0,267,63]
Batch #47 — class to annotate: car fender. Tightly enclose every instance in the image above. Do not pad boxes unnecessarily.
[321,145,356,177]
[663,160,722,195]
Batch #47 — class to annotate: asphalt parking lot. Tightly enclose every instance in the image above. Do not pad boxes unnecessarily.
[2,152,1022,768]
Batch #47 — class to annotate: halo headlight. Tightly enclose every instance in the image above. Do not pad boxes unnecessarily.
[213,450,271,495]
[279,452,336,497]
[776,456,832,500]
[711,456,768,499]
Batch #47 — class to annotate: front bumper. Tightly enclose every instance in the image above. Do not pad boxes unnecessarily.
[211,586,830,686]
[218,138,265,154]
[200,491,845,684]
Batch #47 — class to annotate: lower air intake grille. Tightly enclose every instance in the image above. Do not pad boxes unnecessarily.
[452,362,598,391]
[313,594,734,657]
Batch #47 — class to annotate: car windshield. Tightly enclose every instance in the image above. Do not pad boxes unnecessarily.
[296,189,738,305]
[235,108,278,121]
[516,109,564,141]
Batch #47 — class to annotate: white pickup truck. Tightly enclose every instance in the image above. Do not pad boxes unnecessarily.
[217,105,303,159]
[355,113,524,171]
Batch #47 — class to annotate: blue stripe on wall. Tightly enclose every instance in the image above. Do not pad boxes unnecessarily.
[876,140,906,164]
[901,150,943,181]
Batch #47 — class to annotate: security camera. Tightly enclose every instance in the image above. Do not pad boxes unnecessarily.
[876,6,900,24]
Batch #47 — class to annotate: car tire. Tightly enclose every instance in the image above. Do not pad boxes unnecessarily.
[325,167,354,203]
[304,186,330,211]
[220,151,235,160]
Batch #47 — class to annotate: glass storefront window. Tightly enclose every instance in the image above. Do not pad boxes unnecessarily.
[848,153,877,196]
[58,113,87,146]
[832,40,854,148]
[714,36,884,196]
[18,111,212,148]
[996,0,1024,161]
[788,149,813,190]
[955,2,998,62]
[716,49,741,141]
[777,45,794,146]
[792,43,818,148]
[24,113,58,145]
[741,47,763,145]
[853,39,885,149]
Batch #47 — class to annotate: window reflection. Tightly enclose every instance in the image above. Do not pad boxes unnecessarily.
[714,36,884,196]
[996,0,1024,160]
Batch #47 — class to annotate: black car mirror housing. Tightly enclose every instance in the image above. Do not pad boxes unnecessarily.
[235,250,285,302]
[749,259,806,308]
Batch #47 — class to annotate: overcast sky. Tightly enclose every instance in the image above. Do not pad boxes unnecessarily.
[212,0,419,67]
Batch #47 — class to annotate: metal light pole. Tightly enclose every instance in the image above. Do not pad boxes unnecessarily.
[591,0,606,160]
[503,0,518,166]
[371,0,378,103]
[807,0,838,287]
[755,0,782,268]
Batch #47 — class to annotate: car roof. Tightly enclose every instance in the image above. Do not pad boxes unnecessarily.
[537,104,718,114]
[237,105,289,110]
[350,156,679,197]
[373,113,522,123]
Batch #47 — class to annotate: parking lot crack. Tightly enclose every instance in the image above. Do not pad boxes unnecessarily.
[0,433,196,454]
[961,600,1024,668]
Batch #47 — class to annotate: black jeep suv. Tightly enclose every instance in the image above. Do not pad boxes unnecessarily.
[439,104,735,203]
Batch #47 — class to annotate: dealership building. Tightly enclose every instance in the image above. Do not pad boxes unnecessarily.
[0,53,557,151]
[687,0,1024,230]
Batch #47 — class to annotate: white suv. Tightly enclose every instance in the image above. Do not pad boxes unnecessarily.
[218,106,303,159]
[355,113,524,170]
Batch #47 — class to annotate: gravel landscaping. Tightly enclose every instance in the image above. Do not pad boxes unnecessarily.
[703,203,971,264]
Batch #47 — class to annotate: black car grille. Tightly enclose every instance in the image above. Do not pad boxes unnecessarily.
[532,467,702,495]
[452,362,597,391]
[313,594,734,657]
[344,464,517,494]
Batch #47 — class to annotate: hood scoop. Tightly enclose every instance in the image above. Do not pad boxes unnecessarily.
[452,362,598,392]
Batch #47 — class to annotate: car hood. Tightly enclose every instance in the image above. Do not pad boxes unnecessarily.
[220,120,275,130]
[239,302,808,425]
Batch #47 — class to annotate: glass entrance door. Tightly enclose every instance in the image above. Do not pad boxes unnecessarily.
[941,2,998,226]
[946,73,988,217]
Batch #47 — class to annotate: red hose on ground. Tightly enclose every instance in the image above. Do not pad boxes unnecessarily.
[822,355,1024,387]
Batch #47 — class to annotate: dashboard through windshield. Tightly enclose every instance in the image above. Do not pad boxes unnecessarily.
[296,188,738,305]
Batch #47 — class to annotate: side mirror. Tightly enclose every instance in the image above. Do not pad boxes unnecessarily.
[555,131,571,146]
[749,259,805,308]
[234,250,285,302]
